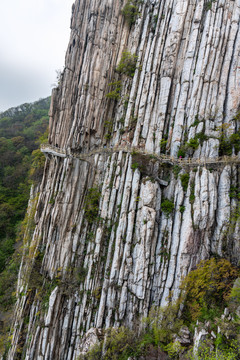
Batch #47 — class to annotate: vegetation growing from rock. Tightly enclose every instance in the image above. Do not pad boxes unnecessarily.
[189,180,195,204]
[116,51,138,78]
[161,199,174,215]
[188,340,240,360]
[177,131,209,157]
[180,173,190,192]
[143,304,184,347]
[131,162,139,170]
[173,165,181,178]
[179,205,185,213]
[180,258,239,323]
[187,137,199,150]
[219,130,240,156]
[104,119,114,140]
[160,138,168,153]
[121,0,140,26]
[177,146,186,158]
[106,81,122,100]
[229,186,240,200]
[84,188,101,224]
[205,0,216,11]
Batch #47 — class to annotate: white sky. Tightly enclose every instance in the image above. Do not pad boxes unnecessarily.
[0,0,73,112]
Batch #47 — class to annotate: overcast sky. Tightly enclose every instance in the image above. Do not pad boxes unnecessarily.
[0,0,73,112]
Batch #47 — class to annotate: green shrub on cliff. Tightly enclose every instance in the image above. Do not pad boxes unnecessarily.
[219,135,233,156]
[180,258,239,323]
[106,81,122,100]
[104,327,138,360]
[161,199,174,216]
[180,173,190,192]
[84,188,101,224]
[219,129,240,156]
[143,304,184,346]
[229,132,240,153]
[160,138,168,153]
[116,51,138,78]
[187,137,199,150]
[188,339,240,360]
[121,0,140,26]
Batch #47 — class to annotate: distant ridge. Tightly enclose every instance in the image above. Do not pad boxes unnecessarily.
[0,97,51,119]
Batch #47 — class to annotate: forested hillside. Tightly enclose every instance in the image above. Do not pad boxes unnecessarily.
[0,98,49,316]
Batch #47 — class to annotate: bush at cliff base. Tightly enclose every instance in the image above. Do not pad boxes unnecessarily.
[187,339,240,360]
[180,258,239,323]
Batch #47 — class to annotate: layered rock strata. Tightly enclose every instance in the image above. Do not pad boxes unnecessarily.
[7,0,240,359]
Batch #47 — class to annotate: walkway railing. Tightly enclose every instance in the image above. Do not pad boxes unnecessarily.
[40,143,240,167]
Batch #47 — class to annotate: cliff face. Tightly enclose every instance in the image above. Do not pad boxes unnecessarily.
[7,0,240,359]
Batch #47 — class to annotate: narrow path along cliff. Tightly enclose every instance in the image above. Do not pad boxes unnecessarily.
[41,143,240,167]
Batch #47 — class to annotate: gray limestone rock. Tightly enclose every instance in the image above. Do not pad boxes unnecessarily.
[174,326,191,345]
[78,328,103,356]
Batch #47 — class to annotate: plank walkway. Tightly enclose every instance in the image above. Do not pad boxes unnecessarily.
[41,143,240,168]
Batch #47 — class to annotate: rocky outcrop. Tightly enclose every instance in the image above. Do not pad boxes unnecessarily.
[6,0,240,359]
[78,328,103,357]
